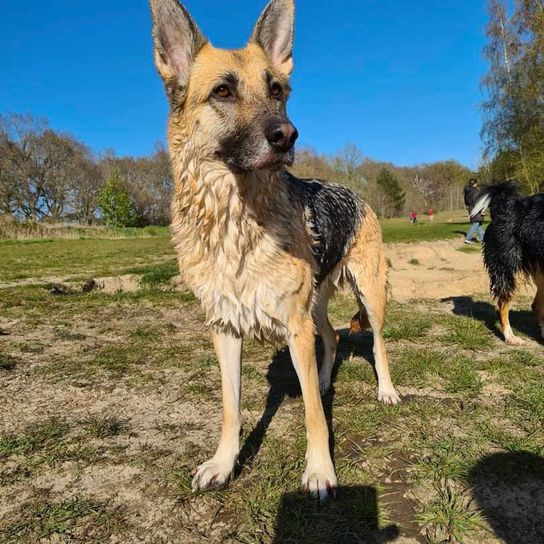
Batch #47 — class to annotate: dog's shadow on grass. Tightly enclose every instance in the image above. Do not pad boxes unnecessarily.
[236,329,375,474]
[442,295,542,344]
[236,333,398,543]
[272,485,399,543]
[468,451,544,543]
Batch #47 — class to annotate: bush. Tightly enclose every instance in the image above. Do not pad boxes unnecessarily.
[98,172,138,228]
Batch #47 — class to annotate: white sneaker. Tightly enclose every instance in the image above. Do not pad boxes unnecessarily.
[464,239,475,245]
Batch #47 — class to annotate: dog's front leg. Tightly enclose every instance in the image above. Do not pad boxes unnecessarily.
[288,316,337,501]
[192,331,242,491]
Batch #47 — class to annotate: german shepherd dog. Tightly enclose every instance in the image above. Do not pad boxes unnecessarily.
[471,182,544,345]
[149,0,400,500]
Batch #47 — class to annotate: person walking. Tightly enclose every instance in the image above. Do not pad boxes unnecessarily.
[463,178,484,244]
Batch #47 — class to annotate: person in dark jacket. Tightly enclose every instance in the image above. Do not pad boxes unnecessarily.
[464,178,484,244]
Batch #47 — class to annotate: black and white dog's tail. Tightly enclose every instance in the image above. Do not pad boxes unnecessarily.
[470,181,519,220]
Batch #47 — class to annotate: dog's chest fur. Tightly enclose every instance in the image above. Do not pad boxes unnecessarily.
[171,161,315,341]
[170,156,364,341]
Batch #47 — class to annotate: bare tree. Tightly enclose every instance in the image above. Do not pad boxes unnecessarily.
[0,113,103,222]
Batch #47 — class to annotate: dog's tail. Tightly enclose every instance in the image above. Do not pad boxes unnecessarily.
[470,181,519,219]
[349,308,371,335]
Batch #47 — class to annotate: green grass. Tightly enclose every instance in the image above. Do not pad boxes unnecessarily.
[137,261,179,287]
[0,497,126,543]
[0,212,479,285]
[0,235,175,282]
[457,244,482,254]
[1,267,543,543]
[0,418,70,459]
[0,354,18,371]
[380,209,487,244]
[383,307,433,340]
[380,219,464,244]
[80,415,131,439]
[416,482,482,544]
[438,314,494,350]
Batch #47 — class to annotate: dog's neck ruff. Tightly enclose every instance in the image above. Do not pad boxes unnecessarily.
[169,147,313,341]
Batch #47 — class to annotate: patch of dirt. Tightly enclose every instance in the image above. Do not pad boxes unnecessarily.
[385,239,535,302]
[386,240,484,302]
[382,455,425,543]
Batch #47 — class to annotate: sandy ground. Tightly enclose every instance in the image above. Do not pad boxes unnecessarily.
[386,239,534,302]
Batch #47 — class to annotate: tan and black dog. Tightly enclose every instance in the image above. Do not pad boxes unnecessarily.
[149,0,400,501]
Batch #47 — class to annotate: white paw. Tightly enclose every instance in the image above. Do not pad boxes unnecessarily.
[378,387,401,405]
[191,456,235,492]
[302,462,337,502]
[505,335,525,346]
[319,374,331,396]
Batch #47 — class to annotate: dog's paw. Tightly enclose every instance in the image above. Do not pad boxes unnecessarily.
[191,457,234,492]
[302,463,337,502]
[378,387,401,405]
[505,335,525,346]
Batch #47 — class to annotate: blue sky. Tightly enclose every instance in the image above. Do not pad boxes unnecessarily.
[0,0,488,168]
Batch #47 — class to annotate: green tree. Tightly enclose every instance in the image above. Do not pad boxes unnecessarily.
[482,0,544,192]
[98,172,137,227]
[376,168,405,218]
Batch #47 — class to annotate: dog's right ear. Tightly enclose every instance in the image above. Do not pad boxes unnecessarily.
[149,0,207,98]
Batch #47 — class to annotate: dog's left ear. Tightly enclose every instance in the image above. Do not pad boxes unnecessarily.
[250,0,295,76]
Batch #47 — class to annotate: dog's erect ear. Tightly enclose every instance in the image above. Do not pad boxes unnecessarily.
[250,0,295,76]
[149,0,207,93]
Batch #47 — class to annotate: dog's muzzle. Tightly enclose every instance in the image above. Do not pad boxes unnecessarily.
[265,117,299,153]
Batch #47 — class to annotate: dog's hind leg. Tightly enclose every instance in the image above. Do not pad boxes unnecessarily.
[345,210,400,405]
[498,296,524,346]
[313,288,338,395]
[484,223,524,345]
[288,314,337,501]
[192,331,242,491]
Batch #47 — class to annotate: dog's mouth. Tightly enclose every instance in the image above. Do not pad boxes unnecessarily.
[257,148,295,170]
[224,147,295,174]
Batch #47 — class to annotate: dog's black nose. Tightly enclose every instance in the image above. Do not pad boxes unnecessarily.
[265,119,299,152]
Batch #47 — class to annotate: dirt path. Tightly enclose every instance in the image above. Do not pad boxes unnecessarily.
[386,239,534,302]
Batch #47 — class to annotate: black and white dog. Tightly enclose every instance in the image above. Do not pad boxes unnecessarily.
[471,182,544,344]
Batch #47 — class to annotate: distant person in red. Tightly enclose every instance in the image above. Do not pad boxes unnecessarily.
[409,210,417,224]
[428,208,434,222]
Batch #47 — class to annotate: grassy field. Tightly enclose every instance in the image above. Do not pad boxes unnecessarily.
[0,212,472,284]
[1,232,543,543]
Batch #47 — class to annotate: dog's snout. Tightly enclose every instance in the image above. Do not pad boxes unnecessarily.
[265,119,299,152]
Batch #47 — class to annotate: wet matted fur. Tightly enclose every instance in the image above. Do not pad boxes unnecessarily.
[149,0,400,501]
[471,182,544,344]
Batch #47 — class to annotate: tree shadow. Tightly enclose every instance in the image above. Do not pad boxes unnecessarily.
[236,329,377,475]
[468,451,544,544]
[442,295,542,344]
[272,485,400,543]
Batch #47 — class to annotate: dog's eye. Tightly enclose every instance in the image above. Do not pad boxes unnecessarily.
[270,83,283,99]
[213,85,233,99]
